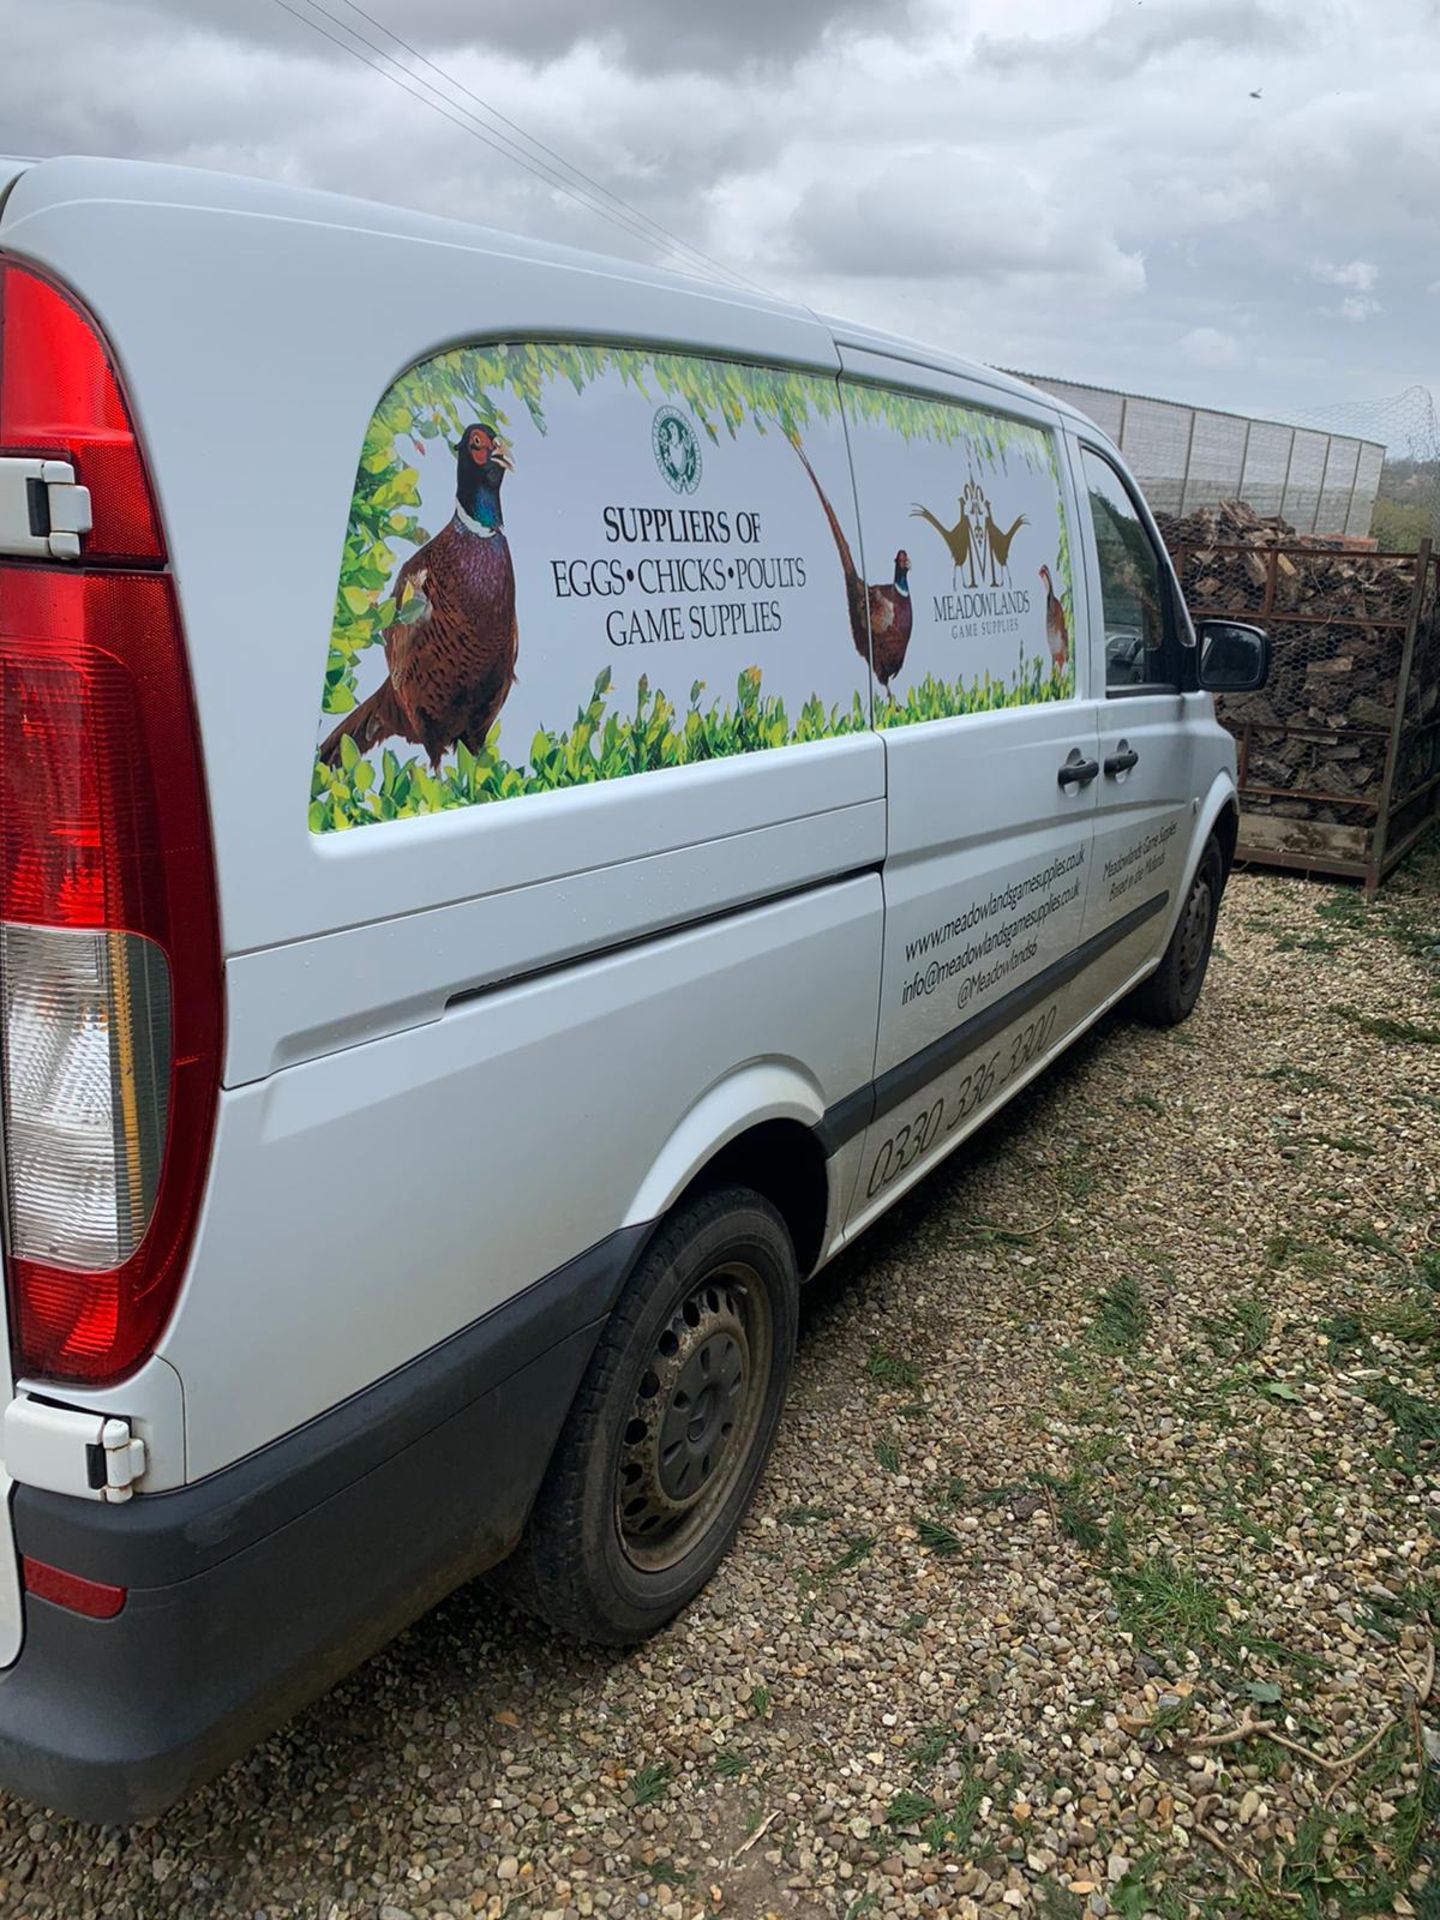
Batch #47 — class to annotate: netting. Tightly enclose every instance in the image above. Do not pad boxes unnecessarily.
[1295,385,1440,551]
[1014,373,1384,537]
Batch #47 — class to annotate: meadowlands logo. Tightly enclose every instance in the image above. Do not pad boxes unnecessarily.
[652,405,702,495]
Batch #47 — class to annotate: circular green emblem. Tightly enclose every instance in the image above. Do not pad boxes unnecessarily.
[652,405,702,495]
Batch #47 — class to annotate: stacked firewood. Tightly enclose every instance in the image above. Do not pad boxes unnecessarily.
[1155,502,1424,823]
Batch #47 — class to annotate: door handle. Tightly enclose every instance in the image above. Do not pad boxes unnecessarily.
[1057,757,1100,790]
[1104,749,1140,777]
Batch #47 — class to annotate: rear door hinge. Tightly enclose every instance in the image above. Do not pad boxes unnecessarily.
[2,1397,147,1503]
[0,456,93,561]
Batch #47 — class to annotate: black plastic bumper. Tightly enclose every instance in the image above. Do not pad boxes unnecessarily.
[0,1227,644,1823]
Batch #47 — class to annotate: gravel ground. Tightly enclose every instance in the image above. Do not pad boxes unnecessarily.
[1,851,1437,1920]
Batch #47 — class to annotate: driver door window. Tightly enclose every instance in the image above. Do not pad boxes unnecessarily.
[1081,450,1176,693]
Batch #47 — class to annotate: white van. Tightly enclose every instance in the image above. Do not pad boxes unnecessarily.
[0,155,1268,1820]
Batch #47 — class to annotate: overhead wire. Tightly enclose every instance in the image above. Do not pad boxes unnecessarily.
[328,0,776,300]
[268,0,770,298]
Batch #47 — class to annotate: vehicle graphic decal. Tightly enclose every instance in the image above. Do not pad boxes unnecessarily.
[312,346,1076,829]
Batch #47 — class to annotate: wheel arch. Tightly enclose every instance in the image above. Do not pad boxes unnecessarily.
[1162,776,1241,946]
[620,1064,834,1279]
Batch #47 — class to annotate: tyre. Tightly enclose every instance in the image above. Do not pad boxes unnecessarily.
[495,1185,799,1645]
[1132,835,1225,1028]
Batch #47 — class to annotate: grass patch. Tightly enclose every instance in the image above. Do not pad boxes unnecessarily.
[1272,932,1342,955]
[1031,1468,1105,1550]
[1262,1065,1341,1093]
[1339,1007,1440,1045]
[1296,1130,1374,1157]
[915,1517,965,1557]
[797,1532,879,1619]
[1364,1377,1440,1466]
[906,1724,958,1771]
[873,1436,900,1473]
[1331,1219,1406,1260]
[712,1746,747,1779]
[1112,1554,1223,1654]
[640,1859,694,1889]
[884,1787,937,1827]
[1366,1299,1440,1352]
[630,1763,673,1807]
[1199,1294,1272,1360]
[919,1767,988,1857]
[866,1344,921,1390]
[1089,1273,1149,1353]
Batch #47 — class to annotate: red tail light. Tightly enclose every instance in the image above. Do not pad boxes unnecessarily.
[0,258,220,1384]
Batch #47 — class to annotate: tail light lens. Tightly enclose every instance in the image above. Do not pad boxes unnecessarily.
[0,260,220,1384]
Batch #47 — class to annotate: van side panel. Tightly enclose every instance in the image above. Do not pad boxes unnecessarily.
[0,162,882,966]
[164,874,884,1481]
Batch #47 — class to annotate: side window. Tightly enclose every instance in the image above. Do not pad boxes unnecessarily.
[838,381,1077,723]
[1081,449,1176,692]
[308,343,869,832]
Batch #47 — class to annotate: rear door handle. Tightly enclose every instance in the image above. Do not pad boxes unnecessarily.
[1057,757,1100,790]
[1104,749,1140,777]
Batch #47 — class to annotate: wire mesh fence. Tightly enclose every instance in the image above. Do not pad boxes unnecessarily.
[1013,372,1385,537]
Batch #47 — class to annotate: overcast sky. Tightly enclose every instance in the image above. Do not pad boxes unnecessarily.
[4,0,1438,442]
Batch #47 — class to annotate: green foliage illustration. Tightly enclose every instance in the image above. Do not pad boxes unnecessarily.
[324,344,849,722]
[316,342,1081,829]
[311,667,868,831]
[874,648,1073,728]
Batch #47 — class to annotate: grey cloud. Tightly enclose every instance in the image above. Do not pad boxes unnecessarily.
[976,0,1296,80]
[787,150,1146,292]
[5,0,1440,428]
[122,0,913,74]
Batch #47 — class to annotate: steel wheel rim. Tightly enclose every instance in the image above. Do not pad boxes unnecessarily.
[615,1261,772,1573]
[1178,871,1213,985]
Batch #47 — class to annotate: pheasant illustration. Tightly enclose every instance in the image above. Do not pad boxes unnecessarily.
[1039,564,1069,678]
[983,507,1027,585]
[793,441,914,691]
[911,500,977,589]
[319,423,518,770]
[869,552,913,690]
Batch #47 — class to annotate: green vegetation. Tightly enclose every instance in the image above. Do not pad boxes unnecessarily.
[1198,1294,1272,1360]
[906,1725,959,1770]
[318,340,1079,825]
[918,1765,990,1857]
[1339,1007,1440,1046]
[1088,1273,1149,1353]
[875,651,1074,729]
[628,1763,672,1807]
[1112,1553,1223,1653]
[883,1787,937,1827]
[865,1344,922,1391]
[915,1517,965,1557]
[312,666,868,829]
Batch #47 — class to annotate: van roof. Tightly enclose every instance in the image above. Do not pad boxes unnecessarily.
[2,153,1087,431]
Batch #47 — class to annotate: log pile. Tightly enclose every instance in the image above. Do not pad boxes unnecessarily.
[1154,501,1425,824]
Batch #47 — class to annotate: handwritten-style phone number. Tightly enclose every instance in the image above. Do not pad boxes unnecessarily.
[864,1002,1060,1201]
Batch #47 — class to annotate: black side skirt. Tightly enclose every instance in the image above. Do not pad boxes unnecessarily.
[817,891,1168,1152]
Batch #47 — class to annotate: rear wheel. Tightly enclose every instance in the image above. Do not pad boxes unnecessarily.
[495,1186,799,1644]
[1132,836,1225,1027]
